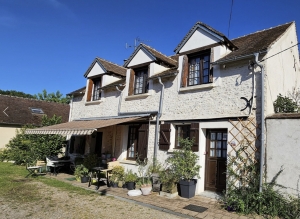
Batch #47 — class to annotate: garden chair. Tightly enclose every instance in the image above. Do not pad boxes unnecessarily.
[46,157,64,176]
[25,163,42,178]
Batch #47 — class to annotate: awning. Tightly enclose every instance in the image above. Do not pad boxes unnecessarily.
[25,116,147,135]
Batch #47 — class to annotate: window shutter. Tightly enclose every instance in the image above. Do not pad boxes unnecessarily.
[128,69,135,96]
[190,123,199,152]
[137,124,148,160]
[86,79,93,102]
[159,123,171,150]
[209,48,214,83]
[181,55,189,87]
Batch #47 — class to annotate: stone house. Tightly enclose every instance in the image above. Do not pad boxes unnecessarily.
[29,21,300,195]
[0,95,69,150]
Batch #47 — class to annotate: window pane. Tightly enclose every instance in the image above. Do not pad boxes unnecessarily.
[222,141,227,149]
[210,141,215,149]
[217,133,222,140]
[211,133,216,140]
[203,76,209,84]
[217,141,222,149]
[204,55,209,61]
[203,62,209,69]
[203,69,209,76]
[222,150,227,158]
[216,149,221,157]
[223,133,227,140]
[210,150,215,157]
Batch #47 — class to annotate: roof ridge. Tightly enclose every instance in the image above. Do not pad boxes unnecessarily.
[96,57,126,70]
[141,43,178,63]
[231,21,294,41]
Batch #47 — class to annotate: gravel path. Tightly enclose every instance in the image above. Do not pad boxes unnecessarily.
[0,181,183,219]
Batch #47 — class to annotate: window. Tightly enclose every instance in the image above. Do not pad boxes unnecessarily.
[127,124,148,160]
[174,123,199,152]
[134,68,148,95]
[175,125,190,148]
[92,79,101,101]
[86,77,102,102]
[188,53,211,86]
[208,130,227,158]
[30,108,44,114]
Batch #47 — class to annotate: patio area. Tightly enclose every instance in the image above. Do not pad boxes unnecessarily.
[46,173,253,219]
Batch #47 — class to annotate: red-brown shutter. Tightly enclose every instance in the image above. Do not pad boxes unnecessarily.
[137,124,148,160]
[190,123,199,152]
[209,48,214,83]
[128,69,135,96]
[159,123,171,150]
[181,55,189,87]
[86,79,93,102]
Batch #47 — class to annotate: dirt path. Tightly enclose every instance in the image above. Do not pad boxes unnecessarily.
[0,181,182,219]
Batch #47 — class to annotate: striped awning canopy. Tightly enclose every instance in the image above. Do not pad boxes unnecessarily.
[25,116,146,135]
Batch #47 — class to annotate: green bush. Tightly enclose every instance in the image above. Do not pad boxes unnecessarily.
[74,164,89,181]
[124,169,138,183]
[83,154,98,171]
[273,93,298,113]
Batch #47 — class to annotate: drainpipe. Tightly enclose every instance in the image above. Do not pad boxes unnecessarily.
[153,77,165,165]
[115,86,123,115]
[253,53,264,193]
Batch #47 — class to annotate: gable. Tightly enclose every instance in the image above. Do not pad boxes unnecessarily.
[179,27,222,53]
[127,48,155,67]
[86,62,106,78]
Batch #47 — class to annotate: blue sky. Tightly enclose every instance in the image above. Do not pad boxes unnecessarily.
[1,0,300,96]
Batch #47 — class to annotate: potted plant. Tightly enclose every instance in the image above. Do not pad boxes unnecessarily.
[136,156,152,195]
[166,138,201,198]
[74,164,89,183]
[159,168,179,198]
[124,169,138,190]
[110,165,125,188]
[146,158,163,192]
[109,174,118,187]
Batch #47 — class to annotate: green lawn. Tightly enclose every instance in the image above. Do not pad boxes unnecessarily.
[0,162,94,203]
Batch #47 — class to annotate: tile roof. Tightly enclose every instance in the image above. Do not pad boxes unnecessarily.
[174,21,237,53]
[84,57,127,78]
[100,79,126,89]
[217,22,293,63]
[124,44,177,68]
[0,95,70,126]
[67,86,86,96]
[149,67,179,79]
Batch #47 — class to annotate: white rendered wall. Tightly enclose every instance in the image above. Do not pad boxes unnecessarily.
[266,118,300,196]
[127,49,154,67]
[264,23,300,116]
[0,127,18,150]
[87,62,105,78]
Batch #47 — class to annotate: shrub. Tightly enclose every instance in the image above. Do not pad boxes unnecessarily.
[273,93,298,113]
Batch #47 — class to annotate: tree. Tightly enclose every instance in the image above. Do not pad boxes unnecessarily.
[273,94,298,113]
[34,89,70,104]
[0,89,35,99]
[0,115,66,164]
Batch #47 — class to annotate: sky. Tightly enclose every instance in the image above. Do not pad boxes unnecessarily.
[1,0,300,97]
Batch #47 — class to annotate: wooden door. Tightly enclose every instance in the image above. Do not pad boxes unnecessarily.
[205,129,227,192]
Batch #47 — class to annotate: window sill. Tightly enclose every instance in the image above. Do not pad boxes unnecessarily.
[179,83,216,92]
[125,93,151,101]
[119,160,137,165]
[85,100,103,105]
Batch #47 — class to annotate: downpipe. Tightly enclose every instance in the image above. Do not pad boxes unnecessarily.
[153,77,164,165]
[254,53,265,193]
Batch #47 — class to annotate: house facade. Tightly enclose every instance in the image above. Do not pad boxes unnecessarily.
[29,21,300,195]
[0,95,70,150]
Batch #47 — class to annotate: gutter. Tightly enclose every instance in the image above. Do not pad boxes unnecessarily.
[253,53,265,193]
[153,77,165,165]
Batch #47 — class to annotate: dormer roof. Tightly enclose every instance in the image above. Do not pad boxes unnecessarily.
[216,22,293,63]
[174,21,238,54]
[84,57,127,78]
[123,43,177,68]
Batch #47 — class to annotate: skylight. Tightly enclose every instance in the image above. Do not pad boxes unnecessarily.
[30,108,44,114]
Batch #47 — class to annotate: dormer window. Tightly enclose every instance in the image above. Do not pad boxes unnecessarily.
[86,77,102,102]
[181,50,213,87]
[189,53,211,86]
[92,79,101,101]
[134,67,148,95]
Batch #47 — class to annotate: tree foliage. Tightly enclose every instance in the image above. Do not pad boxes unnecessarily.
[34,89,70,104]
[273,93,298,113]
[0,115,66,165]
[0,89,35,99]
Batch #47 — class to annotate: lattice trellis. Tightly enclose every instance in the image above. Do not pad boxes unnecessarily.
[227,117,261,187]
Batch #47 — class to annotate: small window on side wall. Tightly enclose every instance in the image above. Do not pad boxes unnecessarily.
[175,125,190,148]
[174,123,199,152]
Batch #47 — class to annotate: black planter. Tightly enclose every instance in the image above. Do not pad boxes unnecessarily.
[81,176,89,183]
[126,182,135,190]
[179,179,197,198]
[110,182,118,188]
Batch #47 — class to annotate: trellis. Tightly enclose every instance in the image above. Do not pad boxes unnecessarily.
[227,117,261,187]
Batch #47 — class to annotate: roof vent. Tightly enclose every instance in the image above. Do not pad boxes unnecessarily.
[30,108,44,114]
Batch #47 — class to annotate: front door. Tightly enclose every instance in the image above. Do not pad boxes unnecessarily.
[205,129,227,192]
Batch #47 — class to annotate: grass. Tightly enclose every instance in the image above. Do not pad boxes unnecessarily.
[0,162,96,203]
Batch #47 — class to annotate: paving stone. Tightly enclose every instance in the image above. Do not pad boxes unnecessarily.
[195,212,209,218]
